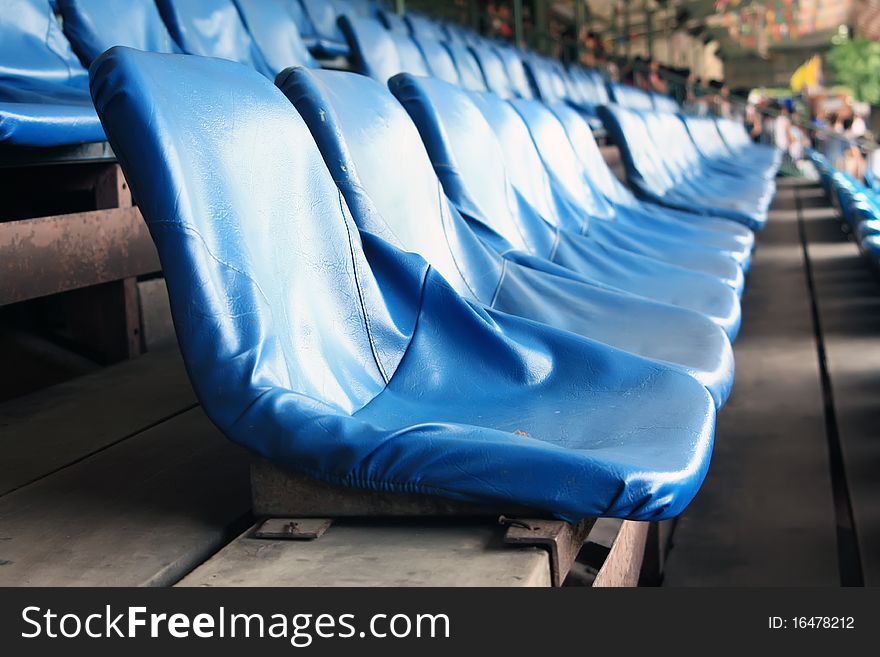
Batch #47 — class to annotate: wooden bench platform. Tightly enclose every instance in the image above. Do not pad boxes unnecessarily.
[0,347,647,587]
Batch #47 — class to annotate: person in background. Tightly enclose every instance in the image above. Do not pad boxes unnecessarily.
[746,101,763,142]
[773,104,792,156]
[648,58,668,94]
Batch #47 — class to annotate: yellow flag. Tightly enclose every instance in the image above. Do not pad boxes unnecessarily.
[791,55,821,92]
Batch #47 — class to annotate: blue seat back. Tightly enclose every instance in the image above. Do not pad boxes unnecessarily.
[337,15,404,81]
[493,46,533,99]
[57,0,181,66]
[389,74,534,255]
[233,0,317,70]
[548,102,632,205]
[470,42,513,99]
[608,82,654,110]
[510,98,611,223]
[411,36,460,85]
[599,103,676,195]
[405,12,446,41]
[298,0,349,54]
[0,0,88,85]
[155,0,275,78]
[91,47,423,415]
[443,42,487,92]
[277,68,503,304]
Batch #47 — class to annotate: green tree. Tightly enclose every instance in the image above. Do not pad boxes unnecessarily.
[826,37,880,104]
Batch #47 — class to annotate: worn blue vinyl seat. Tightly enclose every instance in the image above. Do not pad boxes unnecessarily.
[155,0,276,78]
[233,0,318,71]
[547,102,755,258]
[277,67,735,408]
[338,14,429,80]
[600,104,772,230]
[0,0,104,146]
[384,74,741,340]
[91,47,716,520]
[58,0,182,66]
[508,98,749,290]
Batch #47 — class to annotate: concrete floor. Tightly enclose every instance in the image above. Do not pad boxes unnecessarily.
[663,178,878,586]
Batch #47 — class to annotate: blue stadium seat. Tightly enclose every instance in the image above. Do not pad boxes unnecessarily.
[297,0,350,57]
[493,45,534,99]
[232,0,318,71]
[443,42,488,92]
[278,66,735,408]
[508,98,749,291]
[469,42,514,99]
[607,82,654,111]
[600,104,773,230]
[338,14,430,81]
[404,11,447,42]
[155,0,276,78]
[548,102,755,255]
[715,116,782,172]
[0,0,104,146]
[410,36,460,85]
[58,0,181,66]
[90,47,716,521]
[381,74,741,339]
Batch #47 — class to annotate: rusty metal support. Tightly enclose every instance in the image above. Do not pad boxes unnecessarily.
[500,516,596,587]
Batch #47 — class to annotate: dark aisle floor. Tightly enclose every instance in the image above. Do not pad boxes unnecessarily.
[663,178,871,586]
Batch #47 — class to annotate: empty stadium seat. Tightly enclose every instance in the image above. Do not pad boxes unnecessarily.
[385,75,742,339]
[232,0,318,71]
[0,0,104,146]
[508,98,748,291]
[410,35,460,85]
[548,102,755,255]
[600,104,774,230]
[338,14,429,81]
[469,42,514,99]
[90,47,717,520]
[278,66,735,408]
[58,0,181,66]
[443,42,488,92]
[155,0,276,78]
[493,45,534,99]
[297,0,350,57]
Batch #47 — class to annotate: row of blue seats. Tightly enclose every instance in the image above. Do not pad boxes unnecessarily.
[811,150,880,268]
[84,40,777,521]
[0,0,675,147]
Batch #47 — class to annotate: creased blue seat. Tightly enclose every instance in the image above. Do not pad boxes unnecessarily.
[682,114,775,182]
[547,102,755,258]
[438,86,742,339]
[507,98,748,293]
[0,0,104,146]
[91,47,716,521]
[600,104,773,231]
[277,67,734,408]
[716,116,781,171]
[155,0,276,78]
[232,0,318,71]
[58,0,182,66]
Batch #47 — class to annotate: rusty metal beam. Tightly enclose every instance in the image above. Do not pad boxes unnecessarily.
[0,206,160,306]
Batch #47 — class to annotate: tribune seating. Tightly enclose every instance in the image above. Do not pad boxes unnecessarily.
[0,0,104,146]
[91,47,718,521]
[58,0,182,66]
[278,67,735,409]
[3,0,784,528]
[154,0,277,78]
[600,104,778,230]
[434,85,743,339]
[811,150,880,269]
